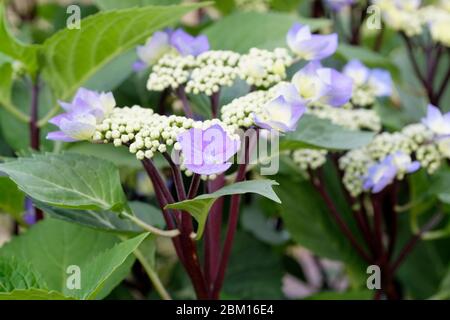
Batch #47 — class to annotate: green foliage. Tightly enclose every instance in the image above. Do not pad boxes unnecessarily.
[95,0,181,10]
[275,175,366,282]
[166,180,281,239]
[0,177,25,220]
[0,4,39,75]
[39,201,164,234]
[222,232,284,299]
[281,114,375,151]
[0,219,146,299]
[205,11,330,52]
[0,153,128,212]
[41,3,206,101]
[0,257,47,292]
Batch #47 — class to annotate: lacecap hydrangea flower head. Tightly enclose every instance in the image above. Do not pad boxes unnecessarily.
[47,88,116,142]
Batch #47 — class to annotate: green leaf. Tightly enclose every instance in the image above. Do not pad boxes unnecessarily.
[0,4,39,75]
[281,114,375,151]
[39,200,165,234]
[0,219,120,295]
[275,175,365,279]
[42,3,206,100]
[204,11,331,53]
[74,233,148,299]
[0,257,47,292]
[166,180,281,239]
[0,153,127,212]
[0,176,25,219]
[221,232,283,299]
[0,288,74,300]
[94,0,181,10]
[430,171,450,205]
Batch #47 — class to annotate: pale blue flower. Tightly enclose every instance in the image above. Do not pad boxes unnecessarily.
[47,88,115,142]
[363,156,398,193]
[134,30,172,71]
[286,23,338,61]
[177,124,240,175]
[421,104,450,137]
[170,29,209,57]
[292,61,353,107]
[254,84,306,132]
[343,59,392,97]
[363,152,420,193]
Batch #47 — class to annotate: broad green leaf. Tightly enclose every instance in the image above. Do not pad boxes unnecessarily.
[241,206,288,245]
[432,264,450,300]
[275,176,365,278]
[0,219,120,294]
[0,288,73,300]
[0,176,25,219]
[0,153,127,212]
[166,180,281,239]
[0,63,13,105]
[221,232,283,299]
[39,200,165,234]
[42,3,206,100]
[281,114,375,151]
[0,4,39,75]
[430,171,450,205]
[205,11,331,53]
[66,141,141,169]
[336,44,399,78]
[94,0,181,10]
[0,257,47,292]
[74,233,148,299]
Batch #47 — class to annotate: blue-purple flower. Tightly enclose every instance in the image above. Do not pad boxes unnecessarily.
[363,152,420,193]
[292,61,353,107]
[133,30,172,71]
[177,124,240,175]
[47,88,116,142]
[343,59,392,97]
[254,84,306,132]
[286,23,338,61]
[170,28,210,57]
[421,104,450,138]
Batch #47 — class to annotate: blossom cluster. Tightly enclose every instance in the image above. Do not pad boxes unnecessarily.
[339,105,450,196]
[238,48,293,88]
[374,0,450,46]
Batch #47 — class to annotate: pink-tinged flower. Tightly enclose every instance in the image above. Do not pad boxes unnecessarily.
[286,23,338,61]
[134,30,172,71]
[177,124,240,175]
[292,61,353,107]
[325,0,356,11]
[254,84,306,132]
[170,29,209,57]
[47,88,116,142]
[421,104,450,137]
[363,152,420,193]
[343,59,392,97]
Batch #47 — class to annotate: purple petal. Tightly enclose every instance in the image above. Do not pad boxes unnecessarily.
[132,60,147,72]
[368,69,392,97]
[317,68,353,107]
[343,59,370,85]
[46,131,77,142]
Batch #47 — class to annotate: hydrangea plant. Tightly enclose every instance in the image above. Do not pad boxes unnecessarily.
[0,0,449,302]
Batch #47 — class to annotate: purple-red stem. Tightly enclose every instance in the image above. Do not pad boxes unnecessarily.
[211,137,250,299]
[176,85,194,118]
[204,174,225,288]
